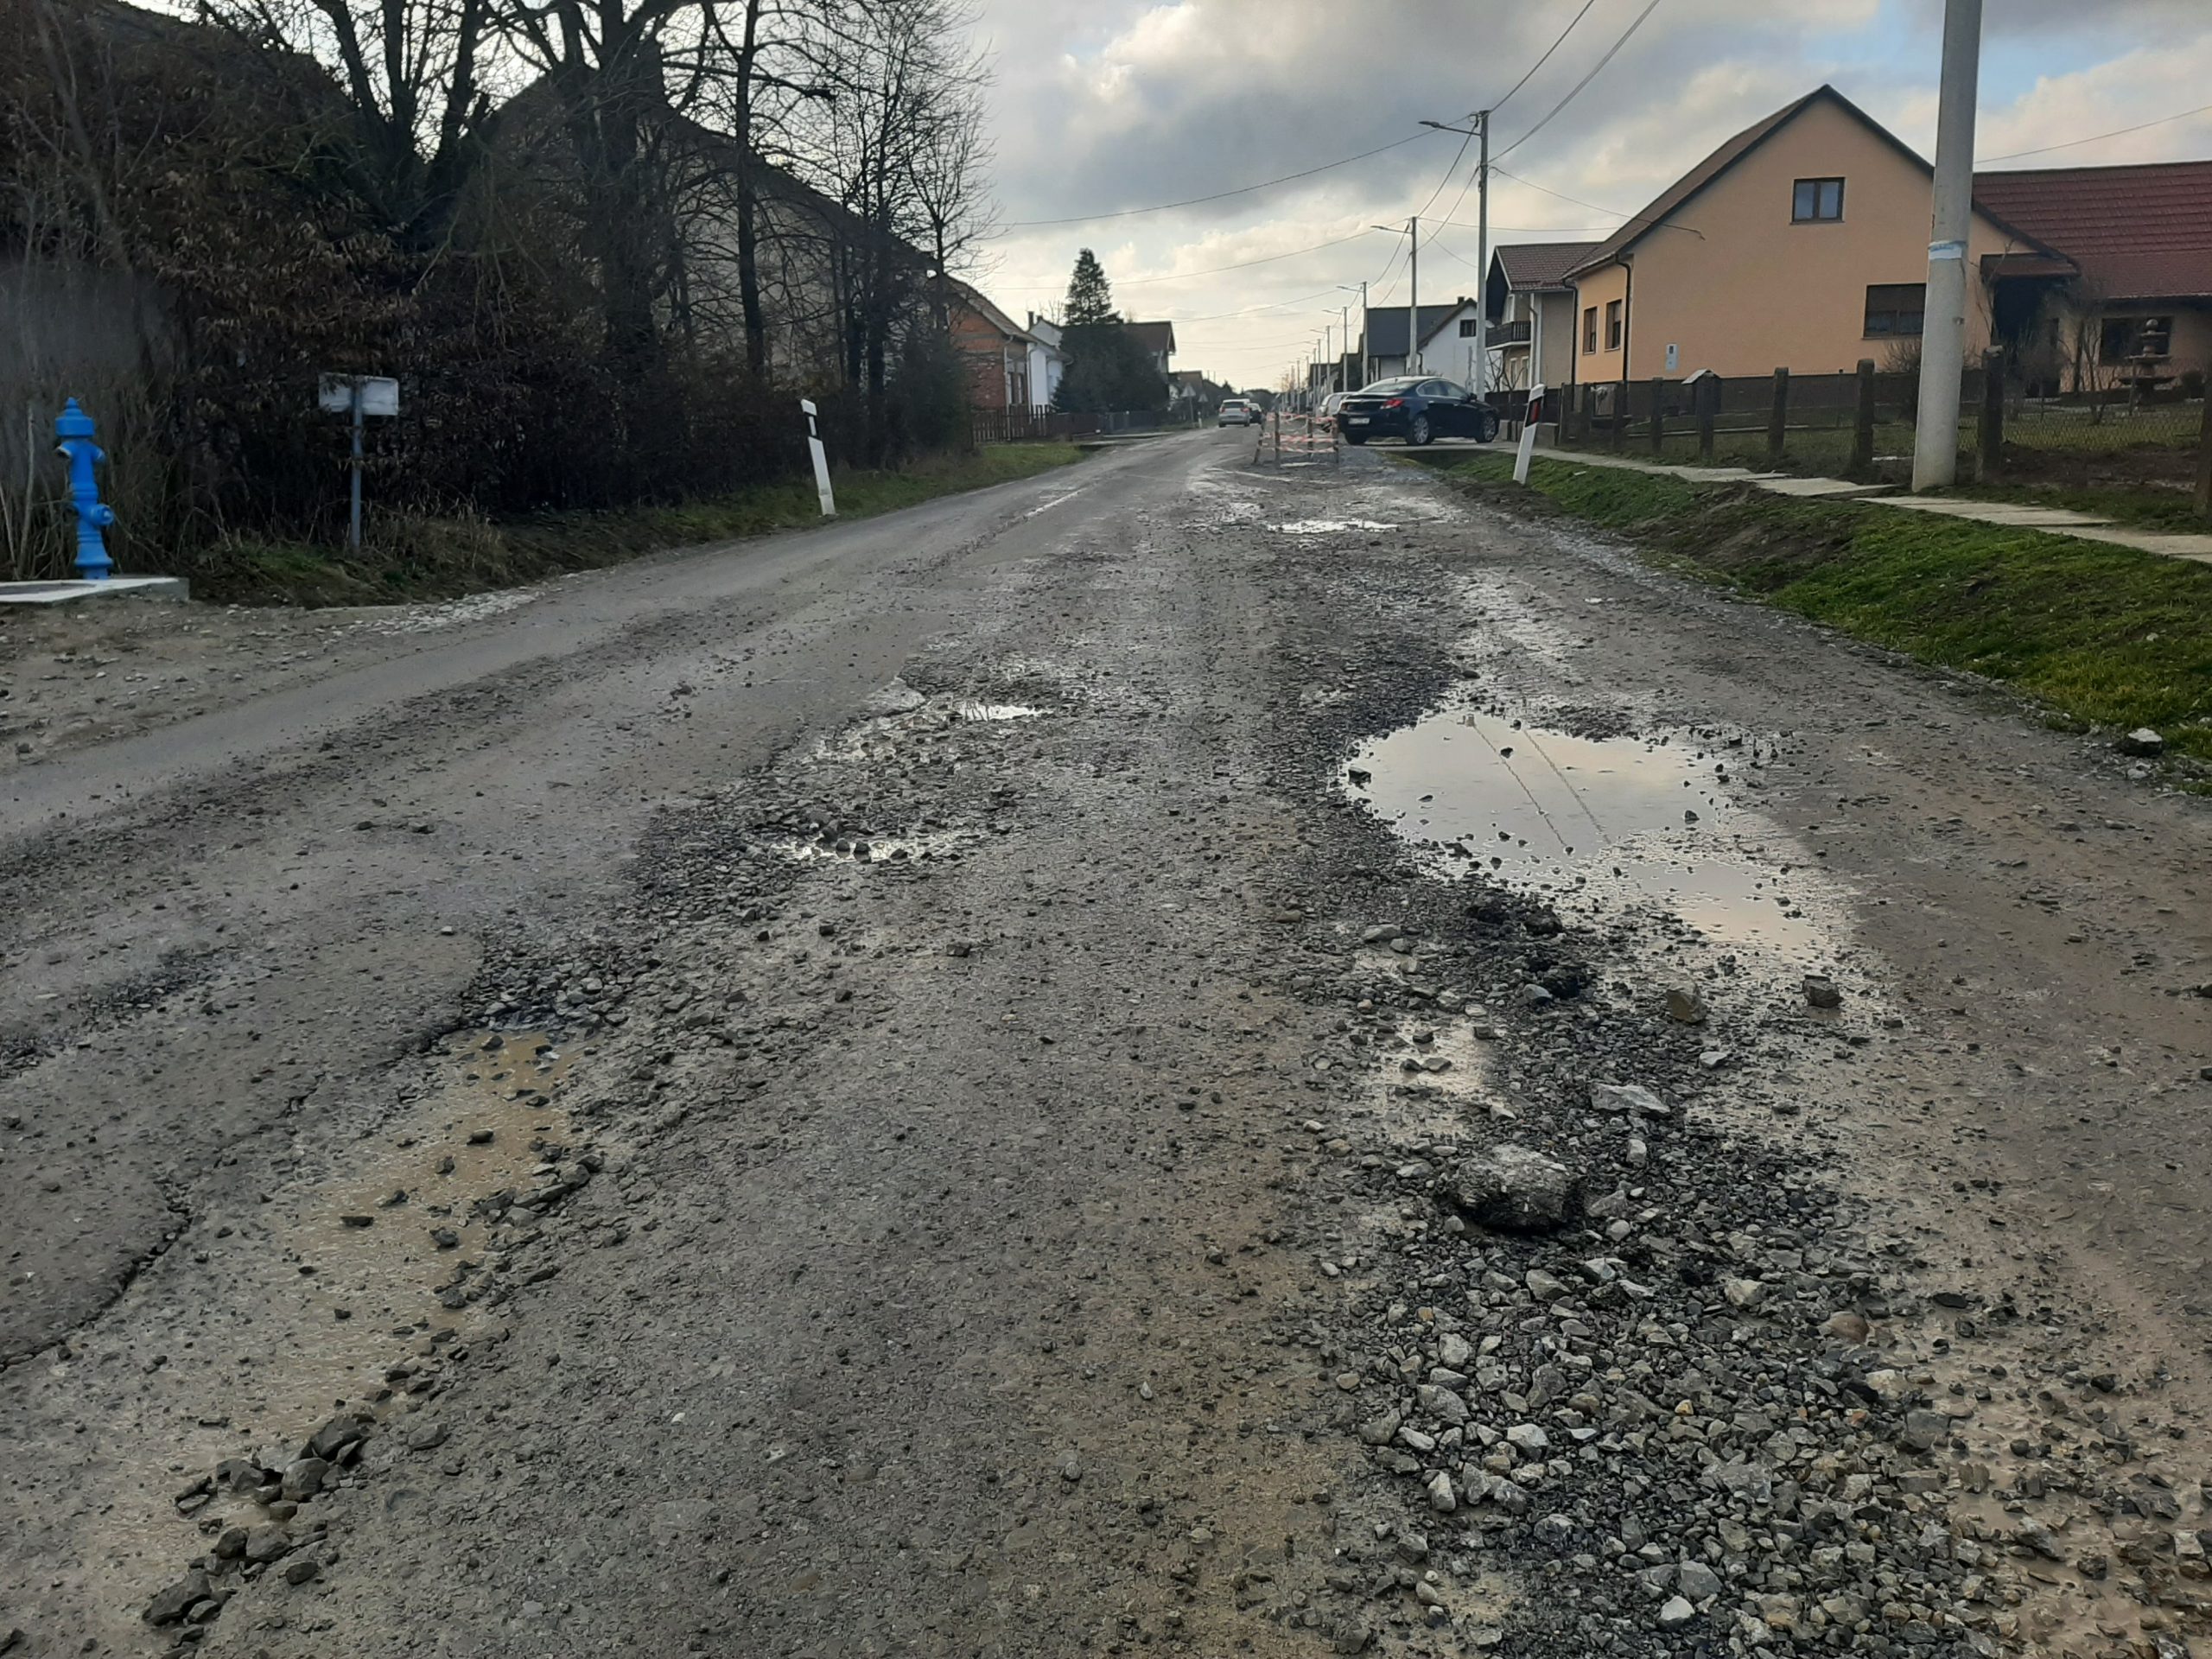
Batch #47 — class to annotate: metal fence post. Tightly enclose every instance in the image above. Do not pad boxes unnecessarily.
[1611,378,1628,454]
[1649,376,1665,457]
[1979,350,2004,480]
[1696,376,1717,464]
[2196,395,2212,518]
[1852,359,1877,477]
[1768,367,1789,465]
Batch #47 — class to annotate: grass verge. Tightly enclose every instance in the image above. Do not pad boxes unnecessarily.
[187,443,1086,607]
[1414,451,2212,763]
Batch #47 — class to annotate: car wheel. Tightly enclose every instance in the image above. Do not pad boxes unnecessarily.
[1479,411,1499,443]
[1409,414,1432,447]
[1345,435,1367,446]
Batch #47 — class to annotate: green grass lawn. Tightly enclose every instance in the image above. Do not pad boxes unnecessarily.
[190,443,1085,606]
[1417,451,2212,763]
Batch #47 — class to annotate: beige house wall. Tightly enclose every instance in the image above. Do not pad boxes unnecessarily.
[1573,97,2031,383]
[1573,264,1630,385]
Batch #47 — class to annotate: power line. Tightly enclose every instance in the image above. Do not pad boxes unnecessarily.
[1489,165,1703,239]
[994,228,1384,295]
[1000,130,1442,229]
[1979,99,2212,163]
[1490,0,1599,120]
[1494,0,1662,163]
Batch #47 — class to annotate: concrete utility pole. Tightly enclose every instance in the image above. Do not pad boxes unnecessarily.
[1422,113,1491,395]
[1408,218,1420,374]
[1475,109,1490,398]
[1338,283,1368,386]
[1912,0,1982,492]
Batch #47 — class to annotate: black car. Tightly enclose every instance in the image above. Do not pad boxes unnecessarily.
[1335,377,1499,446]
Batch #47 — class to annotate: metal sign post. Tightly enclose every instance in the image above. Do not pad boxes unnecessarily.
[318,374,399,549]
[800,398,836,517]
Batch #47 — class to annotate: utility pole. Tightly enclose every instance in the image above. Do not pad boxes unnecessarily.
[1409,217,1420,373]
[1338,283,1368,386]
[1475,110,1490,398]
[1913,0,1982,492]
[1422,113,1491,395]
[1339,305,1350,392]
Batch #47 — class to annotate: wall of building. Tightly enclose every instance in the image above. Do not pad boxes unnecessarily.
[950,308,1016,410]
[1572,264,1630,385]
[1603,98,2018,380]
[1533,291,1578,389]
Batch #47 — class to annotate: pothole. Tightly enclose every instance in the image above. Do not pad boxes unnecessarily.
[764,830,971,864]
[1276,518,1398,534]
[1344,704,1826,957]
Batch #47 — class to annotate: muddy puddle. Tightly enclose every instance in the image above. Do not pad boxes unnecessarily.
[1346,705,1832,957]
[1276,518,1398,535]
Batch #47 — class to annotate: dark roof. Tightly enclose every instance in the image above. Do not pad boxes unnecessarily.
[1972,162,2212,300]
[1127,321,1177,356]
[1492,240,1603,291]
[1363,301,1477,358]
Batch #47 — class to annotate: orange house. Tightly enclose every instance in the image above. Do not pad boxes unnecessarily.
[1565,85,2063,386]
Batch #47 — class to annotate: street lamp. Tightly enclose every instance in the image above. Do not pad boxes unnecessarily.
[1372,222,1418,374]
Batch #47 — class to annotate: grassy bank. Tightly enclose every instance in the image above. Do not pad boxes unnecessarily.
[187,443,1085,606]
[1415,452,2212,762]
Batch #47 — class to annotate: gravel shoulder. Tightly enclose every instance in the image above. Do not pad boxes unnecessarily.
[2,434,2208,1659]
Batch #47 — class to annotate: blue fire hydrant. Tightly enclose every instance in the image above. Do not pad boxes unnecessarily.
[55,398,116,581]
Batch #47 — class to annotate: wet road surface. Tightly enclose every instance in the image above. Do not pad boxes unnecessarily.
[3,429,2209,1659]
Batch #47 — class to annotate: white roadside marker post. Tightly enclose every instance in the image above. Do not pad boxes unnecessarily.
[1514,385,1545,486]
[801,398,836,518]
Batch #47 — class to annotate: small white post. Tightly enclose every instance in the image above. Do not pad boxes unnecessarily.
[800,397,836,518]
[1514,385,1545,485]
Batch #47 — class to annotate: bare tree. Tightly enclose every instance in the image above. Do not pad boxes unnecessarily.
[194,0,497,244]
[794,0,989,454]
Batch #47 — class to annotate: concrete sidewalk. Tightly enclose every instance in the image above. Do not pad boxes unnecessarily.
[1540,447,2212,564]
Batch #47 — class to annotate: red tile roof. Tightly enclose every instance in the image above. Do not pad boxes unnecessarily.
[1971,162,2212,300]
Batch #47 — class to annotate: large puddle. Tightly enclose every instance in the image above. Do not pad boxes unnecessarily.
[1346,706,1823,954]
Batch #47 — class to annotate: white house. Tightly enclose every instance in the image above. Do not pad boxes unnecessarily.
[1484,241,1600,393]
[1357,298,1484,383]
[1025,313,1066,411]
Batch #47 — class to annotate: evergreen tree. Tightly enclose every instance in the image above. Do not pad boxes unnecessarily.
[1054,249,1166,412]
[1064,248,1118,326]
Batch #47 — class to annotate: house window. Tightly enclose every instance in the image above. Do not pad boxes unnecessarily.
[1793,177,1845,221]
[2101,315,2175,364]
[1459,318,1480,336]
[1605,299,1624,351]
[1863,283,1926,337]
[1583,306,1598,353]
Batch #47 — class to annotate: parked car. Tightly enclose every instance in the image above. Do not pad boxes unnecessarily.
[1334,377,1499,446]
[1217,397,1262,427]
[1319,391,1347,425]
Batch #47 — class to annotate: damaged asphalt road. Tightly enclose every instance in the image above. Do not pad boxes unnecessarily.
[3,430,2210,1659]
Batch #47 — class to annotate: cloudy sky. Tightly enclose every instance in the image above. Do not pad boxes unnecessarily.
[956,0,2212,391]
